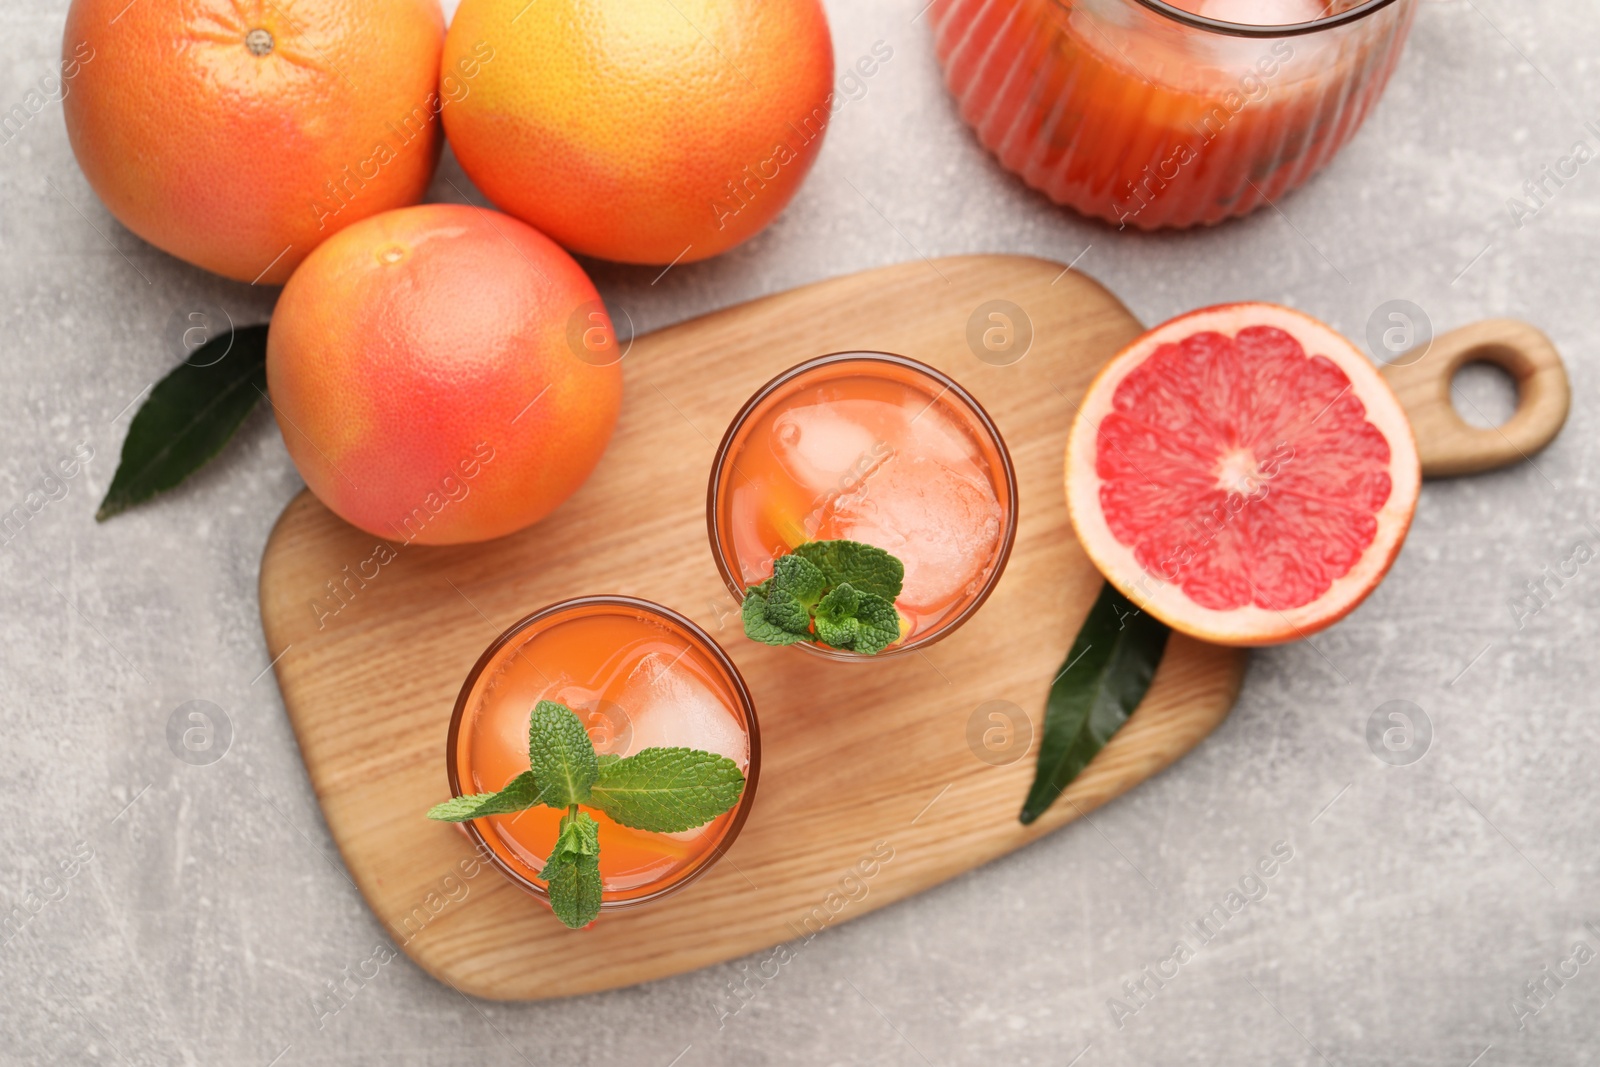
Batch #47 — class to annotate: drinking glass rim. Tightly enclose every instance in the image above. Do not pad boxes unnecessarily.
[705,350,1019,661]
[444,594,762,910]
[1116,0,1404,38]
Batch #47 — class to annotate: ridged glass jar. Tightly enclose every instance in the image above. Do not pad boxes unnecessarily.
[930,0,1418,229]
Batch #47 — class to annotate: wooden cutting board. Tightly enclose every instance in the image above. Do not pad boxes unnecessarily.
[258,255,1566,1000]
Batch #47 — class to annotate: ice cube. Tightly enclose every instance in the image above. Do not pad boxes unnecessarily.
[770,401,883,495]
[618,652,749,770]
[907,401,983,468]
[815,452,1002,613]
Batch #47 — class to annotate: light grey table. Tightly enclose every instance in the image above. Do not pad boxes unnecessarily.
[3,0,1595,1063]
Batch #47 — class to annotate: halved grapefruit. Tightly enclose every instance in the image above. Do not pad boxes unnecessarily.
[1065,303,1420,647]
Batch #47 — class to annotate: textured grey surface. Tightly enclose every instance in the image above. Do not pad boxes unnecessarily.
[2,0,1597,1064]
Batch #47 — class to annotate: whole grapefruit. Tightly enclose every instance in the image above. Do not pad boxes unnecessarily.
[62,0,446,284]
[440,0,835,265]
[266,203,623,544]
[1065,303,1421,646]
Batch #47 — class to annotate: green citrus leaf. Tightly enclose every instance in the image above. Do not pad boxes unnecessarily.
[97,324,269,521]
[1019,583,1169,825]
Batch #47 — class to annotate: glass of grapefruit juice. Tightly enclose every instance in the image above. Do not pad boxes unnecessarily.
[930,0,1419,229]
[447,596,759,907]
[708,352,1017,658]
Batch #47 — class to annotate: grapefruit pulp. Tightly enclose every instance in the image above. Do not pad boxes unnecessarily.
[1065,303,1420,646]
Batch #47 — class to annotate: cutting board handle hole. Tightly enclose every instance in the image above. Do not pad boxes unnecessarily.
[1449,360,1519,429]
[1381,318,1570,478]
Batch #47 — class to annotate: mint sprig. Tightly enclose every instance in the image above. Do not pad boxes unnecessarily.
[740,539,905,654]
[426,701,746,929]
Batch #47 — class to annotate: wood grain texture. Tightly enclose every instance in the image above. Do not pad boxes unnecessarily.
[259,255,1249,1000]
[1381,318,1569,477]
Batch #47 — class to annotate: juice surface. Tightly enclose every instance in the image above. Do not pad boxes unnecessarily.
[456,607,752,899]
[719,361,1009,644]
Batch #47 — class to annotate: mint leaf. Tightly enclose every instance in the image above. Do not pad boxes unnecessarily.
[850,592,902,655]
[745,554,829,643]
[546,852,601,929]
[814,612,859,649]
[813,583,901,653]
[544,810,602,930]
[426,770,542,821]
[1019,583,1170,825]
[762,586,813,635]
[97,324,269,520]
[548,808,600,862]
[528,701,597,808]
[589,748,745,833]
[792,540,903,600]
[771,553,828,607]
[817,581,860,619]
[813,581,861,648]
[741,587,807,646]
